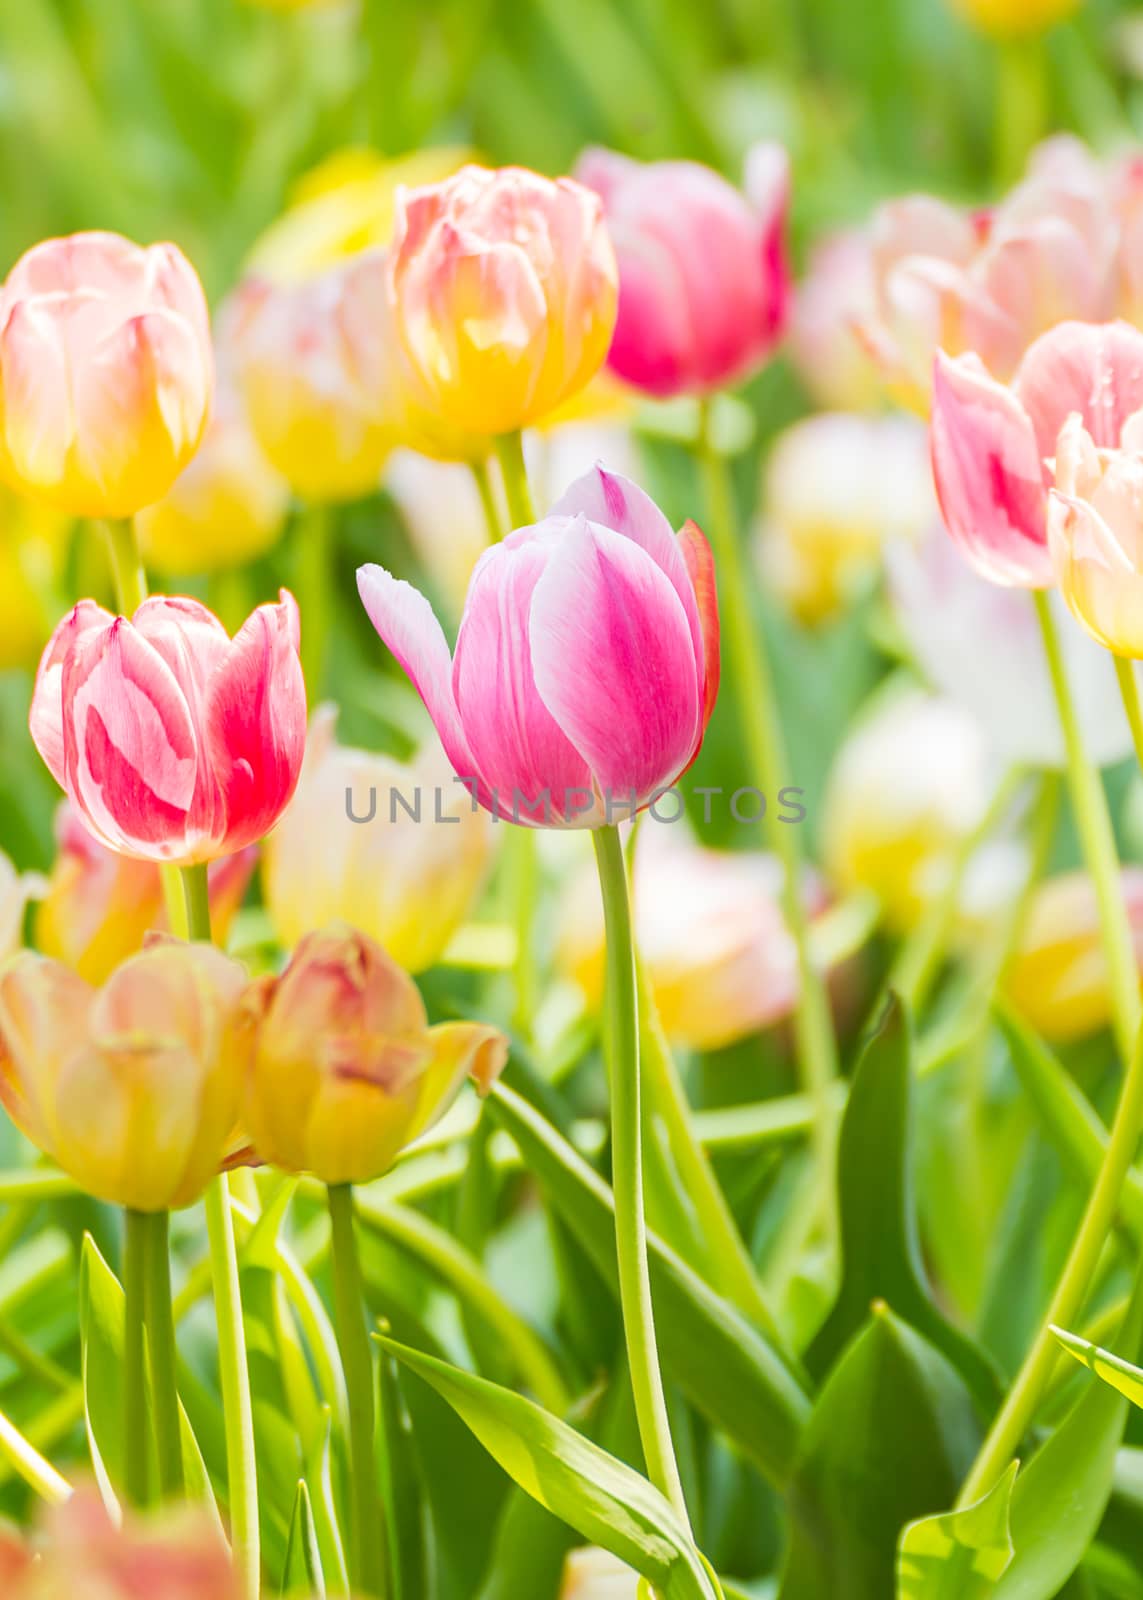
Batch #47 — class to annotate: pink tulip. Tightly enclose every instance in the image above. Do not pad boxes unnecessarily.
[29,592,306,864]
[931,320,1143,586]
[357,466,719,826]
[0,231,212,516]
[575,144,789,398]
[788,228,883,411]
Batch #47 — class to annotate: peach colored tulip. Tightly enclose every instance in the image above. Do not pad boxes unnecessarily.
[1048,409,1143,656]
[136,362,290,576]
[240,925,507,1185]
[357,466,719,827]
[36,803,255,985]
[560,1547,639,1600]
[0,940,248,1210]
[1005,870,1143,1042]
[0,231,212,517]
[30,591,305,865]
[0,849,44,964]
[263,706,492,972]
[931,320,1143,587]
[789,228,883,412]
[756,413,933,623]
[577,144,789,398]
[388,165,618,435]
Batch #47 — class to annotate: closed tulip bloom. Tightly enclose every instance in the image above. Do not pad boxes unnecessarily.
[0,940,248,1210]
[357,466,719,827]
[756,413,933,624]
[0,231,212,517]
[931,320,1143,587]
[1005,870,1143,1042]
[30,591,305,864]
[240,925,508,1184]
[561,1548,639,1600]
[948,0,1079,39]
[263,706,492,972]
[577,144,789,398]
[136,366,290,576]
[36,803,255,985]
[388,165,618,436]
[1049,410,1143,656]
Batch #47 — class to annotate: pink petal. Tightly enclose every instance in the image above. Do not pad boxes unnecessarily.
[356,564,481,790]
[930,351,1051,587]
[678,519,720,741]
[977,220,1106,352]
[1014,320,1143,457]
[204,591,307,857]
[452,534,595,824]
[0,299,75,490]
[529,517,701,805]
[29,601,116,788]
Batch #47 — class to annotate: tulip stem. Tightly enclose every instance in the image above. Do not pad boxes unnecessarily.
[143,1211,184,1501]
[327,1183,389,1600]
[695,403,839,1244]
[102,518,188,939]
[493,431,536,528]
[1115,656,1143,778]
[1034,593,1141,1060]
[471,458,507,543]
[123,1209,151,1509]
[995,38,1047,189]
[297,503,333,700]
[182,864,260,1599]
[593,824,690,1528]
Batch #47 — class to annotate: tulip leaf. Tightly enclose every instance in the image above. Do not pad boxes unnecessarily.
[281,1479,324,1598]
[1050,1325,1143,1409]
[78,1234,217,1520]
[806,995,1002,1414]
[378,1345,427,1600]
[304,1409,350,1598]
[896,1463,1017,1599]
[488,1082,811,1487]
[779,1305,980,1600]
[380,1335,723,1600]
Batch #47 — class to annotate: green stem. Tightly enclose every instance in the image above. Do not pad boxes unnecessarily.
[1115,655,1143,777]
[696,405,839,1242]
[123,1209,151,1509]
[1035,593,1141,1061]
[0,1404,71,1505]
[471,459,506,544]
[182,864,260,1599]
[592,825,689,1527]
[493,431,537,529]
[508,829,538,1037]
[297,504,333,701]
[327,1184,389,1599]
[143,1211,183,1501]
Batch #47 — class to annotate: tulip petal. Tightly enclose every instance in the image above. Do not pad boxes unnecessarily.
[1048,489,1143,656]
[1014,320,1143,457]
[678,519,720,737]
[0,300,76,495]
[204,591,306,857]
[30,601,115,787]
[930,351,1051,586]
[407,1021,509,1144]
[0,954,92,1156]
[529,517,702,803]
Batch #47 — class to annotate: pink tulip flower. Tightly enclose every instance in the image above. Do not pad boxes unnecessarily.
[0,231,212,516]
[575,144,790,398]
[357,466,719,827]
[931,320,1143,586]
[29,592,306,864]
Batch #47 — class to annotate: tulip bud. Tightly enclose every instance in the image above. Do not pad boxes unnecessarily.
[576,143,789,398]
[756,414,934,624]
[30,591,306,865]
[0,941,249,1211]
[947,0,1080,39]
[1005,870,1143,1042]
[560,1548,639,1600]
[36,803,255,985]
[387,165,618,436]
[357,466,719,828]
[263,707,492,972]
[240,925,507,1185]
[136,364,290,576]
[0,231,212,517]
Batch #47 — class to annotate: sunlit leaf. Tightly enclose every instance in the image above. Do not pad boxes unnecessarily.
[896,1462,1016,1598]
[281,1478,324,1598]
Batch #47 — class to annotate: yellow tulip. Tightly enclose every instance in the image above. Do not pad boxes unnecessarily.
[948,0,1079,38]
[0,848,43,963]
[240,924,507,1185]
[263,707,493,972]
[0,940,249,1211]
[1004,870,1143,1042]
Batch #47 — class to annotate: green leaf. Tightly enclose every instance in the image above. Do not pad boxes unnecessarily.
[303,1409,350,1598]
[779,1305,980,1600]
[806,996,1002,1414]
[281,1479,324,1598]
[896,1463,1016,1598]
[489,1083,810,1488]
[1050,1325,1143,1408]
[380,1336,722,1600]
[378,1346,427,1600]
